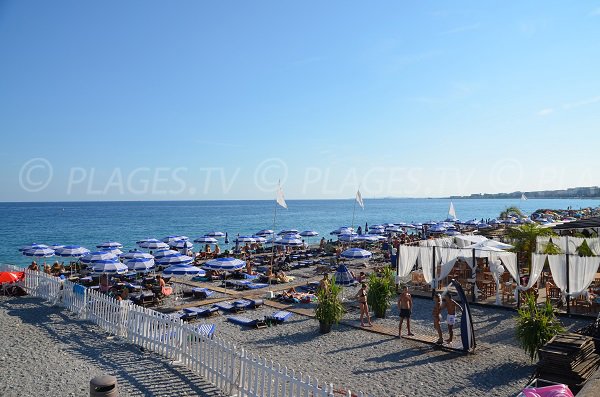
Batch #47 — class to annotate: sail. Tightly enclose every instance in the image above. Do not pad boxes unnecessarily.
[448,202,457,220]
[521,193,527,201]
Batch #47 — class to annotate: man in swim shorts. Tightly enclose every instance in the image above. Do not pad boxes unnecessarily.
[398,286,414,337]
[441,294,458,343]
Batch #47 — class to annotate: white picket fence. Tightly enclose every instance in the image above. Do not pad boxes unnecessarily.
[5,268,365,397]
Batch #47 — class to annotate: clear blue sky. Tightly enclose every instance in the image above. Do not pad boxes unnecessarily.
[1,1,599,201]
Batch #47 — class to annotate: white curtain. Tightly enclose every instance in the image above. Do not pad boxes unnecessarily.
[398,245,420,278]
[537,236,600,255]
[568,256,600,297]
[490,252,518,281]
[518,253,546,292]
[435,247,459,281]
[419,246,434,284]
[457,249,476,270]
[547,255,567,292]
[587,238,600,256]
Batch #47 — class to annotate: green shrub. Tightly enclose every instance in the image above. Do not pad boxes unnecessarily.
[314,277,345,327]
[367,267,396,318]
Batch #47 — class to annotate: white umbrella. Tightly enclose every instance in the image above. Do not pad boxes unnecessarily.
[137,238,169,250]
[55,245,90,258]
[125,257,155,272]
[340,248,372,260]
[96,241,123,249]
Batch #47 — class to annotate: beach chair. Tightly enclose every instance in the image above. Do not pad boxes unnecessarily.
[246,283,269,290]
[265,310,293,325]
[227,315,266,329]
[214,302,244,313]
[184,306,219,318]
[191,287,214,299]
[194,323,216,338]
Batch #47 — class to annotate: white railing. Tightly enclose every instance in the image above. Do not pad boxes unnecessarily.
[17,269,365,397]
[0,263,24,272]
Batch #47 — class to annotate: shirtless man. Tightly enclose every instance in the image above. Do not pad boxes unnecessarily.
[441,294,459,343]
[398,286,414,337]
[432,294,443,344]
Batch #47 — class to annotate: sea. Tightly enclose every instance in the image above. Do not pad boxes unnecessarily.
[2,198,599,266]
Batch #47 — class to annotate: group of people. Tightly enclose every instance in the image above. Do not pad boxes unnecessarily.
[354,283,461,344]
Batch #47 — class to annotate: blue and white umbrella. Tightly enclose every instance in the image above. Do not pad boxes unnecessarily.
[161,235,189,243]
[203,257,245,271]
[49,244,65,250]
[330,227,353,235]
[255,229,274,236]
[385,226,401,233]
[23,247,55,258]
[275,236,303,246]
[333,265,355,286]
[357,235,379,243]
[155,254,193,266]
[153,249,180,259]
[55,245,90,258]
[429,225,447,233]
[170,240,194,250]
[96,241,123,249]
[205,231,226,238]
[234,236,256,243]
[163,263,205,276]
[125,257,155,272]
[121,249,153,260]
[80,251,119,265]
[18,243,48,252]
[92,260,128,275]
[338,233,359,242]
[137,238,169,250]
[281,233,302,239]
[368,229,384,235]
[251,235,267,243]
[100,247,123,256]
[299,230,319,237]
[340,248,372,260]
[193,236,218,244]
[278,229,299,235]
[477,223,491,229]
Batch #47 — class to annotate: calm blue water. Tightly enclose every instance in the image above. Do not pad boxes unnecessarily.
[1,198,598,266]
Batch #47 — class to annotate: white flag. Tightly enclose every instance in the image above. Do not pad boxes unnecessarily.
[356,189,364,209]
[276,182,287,209]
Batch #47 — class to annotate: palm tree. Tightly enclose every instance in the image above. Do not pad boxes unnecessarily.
[499,206,524,219]
[507,223,556,271]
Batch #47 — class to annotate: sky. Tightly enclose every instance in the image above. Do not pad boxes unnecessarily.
[1,1,599,201]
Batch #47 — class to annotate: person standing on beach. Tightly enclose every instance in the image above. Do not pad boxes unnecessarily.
[398,286,414,337]
[355,283,372,327]
[432,294,443,344]
[441,294,459,344]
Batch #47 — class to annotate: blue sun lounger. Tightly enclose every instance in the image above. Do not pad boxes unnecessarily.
[227,315,267,329]
[183,306,219,319]
[266,310,293,324]
[213,302,246,313]
[246,283,269,290]
[191,287,214,299]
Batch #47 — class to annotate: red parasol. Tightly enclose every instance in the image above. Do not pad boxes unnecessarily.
[0,272,25,284]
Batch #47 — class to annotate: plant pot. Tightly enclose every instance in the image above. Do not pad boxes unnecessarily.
[319,321,332,334]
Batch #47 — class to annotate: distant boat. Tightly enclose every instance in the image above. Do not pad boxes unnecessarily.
[448,201,457,220]
[521,193,528,201]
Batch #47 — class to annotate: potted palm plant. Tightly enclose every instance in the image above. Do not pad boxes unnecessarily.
[367,267,396,318]
[314,277,345,333]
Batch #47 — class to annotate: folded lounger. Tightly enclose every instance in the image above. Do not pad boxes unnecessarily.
[191,287,214,299]
[266,310,293,324]
[195,323,216,338]
[227,315,266,329]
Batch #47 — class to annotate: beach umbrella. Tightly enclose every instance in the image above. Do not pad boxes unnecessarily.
[120,249,153,260]
[477,223,491,229]
[255,229,274,236]
[55,245,90,258]
[49,244,65,250]
[330,226,353,235]
[205,231,226,238]
[299,230,319,237]
[100,247,123,256]
[203,257,245,271]
[369,224,384,230]
[429,225,447,233]
[357,235,379,243]
[281,233,302,239]
[80,251,119,265]
[234,236,256,243]
[275,236,303,246]
[125,257,155,272]
[161,235,189,243]
[193,236,218,244]
[91,260,128,275]
[333,265,356,286]
[368,229,383,235]
[163,263,205,276]
[96,241,123,249]
[22,247,55,258]
[385,226,401,233]
[170,240,194,250]
[137,238,169,250]
[278,229,299,235]
[0,271,24,284]
[153,249,180,259]
[340,248,372,260]
[424,221,437,226]
[338,233,359,242]
[155,254,193,266]
[251,236,267,243]
[18,243,48,252]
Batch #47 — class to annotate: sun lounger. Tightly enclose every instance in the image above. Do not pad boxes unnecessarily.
[214,302,244,313]
[183,306,219,318]
[266,310,293,324]
[246,283,269,290]
[191,287,214,299]
[227,315,266,329]
[195,323,216,338]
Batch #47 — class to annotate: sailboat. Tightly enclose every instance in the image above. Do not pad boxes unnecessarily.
[521,193,528,201]
[448,201,457,221]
